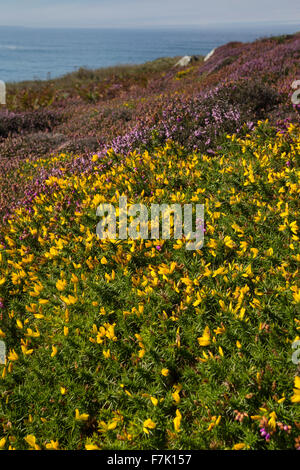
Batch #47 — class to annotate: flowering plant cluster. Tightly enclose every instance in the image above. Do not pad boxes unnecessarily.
[0,121,299,450]
[1,33,300,221]
[0,32,299,451]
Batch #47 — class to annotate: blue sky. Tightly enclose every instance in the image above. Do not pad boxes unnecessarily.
[0,0,299,28]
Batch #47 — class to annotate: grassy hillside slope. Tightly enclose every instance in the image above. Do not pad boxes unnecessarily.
[0,33,299,450]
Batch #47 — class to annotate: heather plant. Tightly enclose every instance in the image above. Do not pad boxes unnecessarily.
[0,109,61,138]
[109,80,281,155]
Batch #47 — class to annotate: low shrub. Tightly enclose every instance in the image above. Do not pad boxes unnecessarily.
[0,109,61,138]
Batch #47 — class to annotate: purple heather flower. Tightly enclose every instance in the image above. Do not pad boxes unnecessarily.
[260,427,267,437]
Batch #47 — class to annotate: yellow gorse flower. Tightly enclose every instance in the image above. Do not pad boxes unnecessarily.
[233,443,246,450]
[75,409,89,421]
[173,409,182,432]
[85,443,101,450]
[8,349,18,361]
[51,345,58,357]
[0,438,6,449]
[197,326,211,346]
[143,418,156,434]
[24,435,40,450]
[56,279,67,291]
[45,440,59,450]
[291,376,300,403]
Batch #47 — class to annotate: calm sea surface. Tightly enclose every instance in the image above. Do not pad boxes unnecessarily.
[0,23,298,82]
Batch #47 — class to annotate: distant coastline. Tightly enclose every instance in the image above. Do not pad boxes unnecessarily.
[0,22,299,83]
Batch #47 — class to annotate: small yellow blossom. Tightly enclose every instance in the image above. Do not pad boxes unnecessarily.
[8,349,18,361]
[143,418,156,434]
[103,349,111,359]
[24,435,40,450]
[173,409,182,432]
[291,376,300,403]
[197,326,211,346]
[45,440,59,450]
[75,409,89,421]
[51,345,58,357]
[56,279,67,291]
[0,438,6,449]
[150,397,158,406]
[85,443,101,450]
[233,443,246,450]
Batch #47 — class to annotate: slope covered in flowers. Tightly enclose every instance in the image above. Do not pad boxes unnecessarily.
[0,120,299,450]
[1,33,300,221]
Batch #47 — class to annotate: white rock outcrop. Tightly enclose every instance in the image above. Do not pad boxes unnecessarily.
[175,55,193,67]
[204,48,215,62]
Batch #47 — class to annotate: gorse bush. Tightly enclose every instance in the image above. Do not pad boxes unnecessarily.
[0,123,299,450]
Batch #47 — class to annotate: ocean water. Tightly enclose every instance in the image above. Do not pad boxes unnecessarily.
[0,23,298,83]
